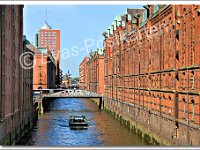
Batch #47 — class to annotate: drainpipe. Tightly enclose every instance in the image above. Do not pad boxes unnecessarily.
[134,14,141,119]
[3,6,6,119]
[0,6,2,120]
[158,5,162,136]
[174,5,178,122]
[13,6,16,117]
[173,5,180,145]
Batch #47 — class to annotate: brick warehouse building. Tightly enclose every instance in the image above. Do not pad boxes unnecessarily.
[0,6,36,145]
[79,56,89,90]
[61,78,72,88]
[79,49,104,94]
[32,48,56,90]
[103,5,200,145]
[24,38,57,90]
[87,49,104,94]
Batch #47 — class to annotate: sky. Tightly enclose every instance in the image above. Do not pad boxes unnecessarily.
[24,5,143,77]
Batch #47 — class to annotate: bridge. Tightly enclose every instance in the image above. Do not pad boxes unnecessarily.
[44,90,103,98]
[33,90,104,114]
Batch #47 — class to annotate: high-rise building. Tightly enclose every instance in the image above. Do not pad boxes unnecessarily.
[36,21,60,63]
[36,20,61,86]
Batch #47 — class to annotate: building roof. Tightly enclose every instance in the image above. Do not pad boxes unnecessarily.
[26,44,40,53]
[40,20,52,30]
[89,48,104,59]
[23,36,39,53]
[103,8,145,37]
[38,47,47,54]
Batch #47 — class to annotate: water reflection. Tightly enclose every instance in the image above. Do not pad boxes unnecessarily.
[17,98,150,146]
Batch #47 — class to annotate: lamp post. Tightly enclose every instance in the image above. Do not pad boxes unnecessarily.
[38,65,42,95]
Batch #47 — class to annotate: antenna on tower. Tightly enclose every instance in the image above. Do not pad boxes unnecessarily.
[45,9,47,23]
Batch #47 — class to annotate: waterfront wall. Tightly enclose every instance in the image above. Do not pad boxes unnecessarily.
[103,97,200,146]
[102,5,200,146]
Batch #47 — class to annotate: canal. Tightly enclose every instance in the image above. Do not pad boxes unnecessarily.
[17,98,150,146]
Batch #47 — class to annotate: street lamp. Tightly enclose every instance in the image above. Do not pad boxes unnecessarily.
[38,65,42,96]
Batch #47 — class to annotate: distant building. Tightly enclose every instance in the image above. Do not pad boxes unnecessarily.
[62,79,72,88]
[24,37,56,90]
[87,49,104,94]
[79,57,89,90]
[33,53,48,89]
[36,20,60,63]
[36,20,61,86]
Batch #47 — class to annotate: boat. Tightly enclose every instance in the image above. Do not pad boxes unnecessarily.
[69,116,88,128]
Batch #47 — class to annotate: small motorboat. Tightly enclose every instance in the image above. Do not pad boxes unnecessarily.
[69,116,88,128]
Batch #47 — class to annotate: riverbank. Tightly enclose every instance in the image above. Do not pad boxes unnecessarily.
[90,97,164,145]
[103,106,170,146]
[96,97,172,146]
[101,96,200,146]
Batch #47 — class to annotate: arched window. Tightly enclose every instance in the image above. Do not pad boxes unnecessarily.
[174,121,179,139]
[191,71,194,90]
[191,99,195,121]
[154,5,159,13]
[183,98,186,118]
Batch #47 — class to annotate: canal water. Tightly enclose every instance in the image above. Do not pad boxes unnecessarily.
[17,98,150,146]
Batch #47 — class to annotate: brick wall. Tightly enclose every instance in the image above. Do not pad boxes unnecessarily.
[84,51,104,94]
[103,5,200,145]
[79,57,89,89]
[0,5,36,145]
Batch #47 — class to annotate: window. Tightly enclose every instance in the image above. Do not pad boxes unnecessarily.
[191,99,195,120]
[174,121,179,139]
[154,5,159,13]
[176,30,179,40]
[183,98,186,118]
[142,9,147,23]
[124,29,126,37]
[191,71,195,90]
[130,24,133,31]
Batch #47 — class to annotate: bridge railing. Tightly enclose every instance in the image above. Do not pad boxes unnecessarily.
[42,90,103,97]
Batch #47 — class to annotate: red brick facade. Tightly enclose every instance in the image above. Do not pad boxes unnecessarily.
[62,79,72,88]
[33,54,48,89]
[79,50,104,94]
[103,5,200,145]
[0,5,35,145]
[79,57,89,90]
[32,49,56,90]
[87,50,104,94]
[37,28,60,63]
